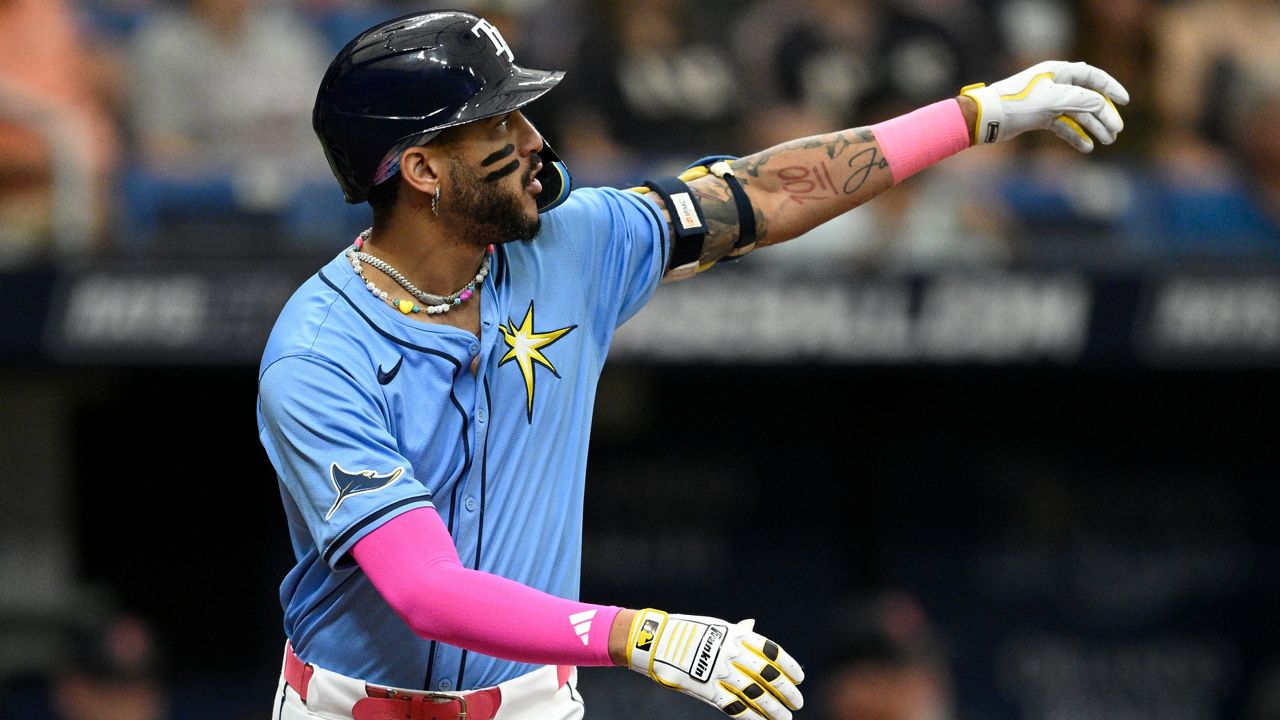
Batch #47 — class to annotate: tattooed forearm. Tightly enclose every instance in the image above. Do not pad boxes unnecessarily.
[842,147,889,195]
[723,125,893,249]
[693,180,740,264]
[657,124,889,277]
[734,128,871,179]
[735,130,888,208]
[751,205,769,247]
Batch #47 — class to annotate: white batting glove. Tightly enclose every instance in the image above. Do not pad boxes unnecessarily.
[961,60,1130,153]
[626,608,804,720]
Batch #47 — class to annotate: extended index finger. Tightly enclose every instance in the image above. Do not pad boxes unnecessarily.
[1056,61,1130,105]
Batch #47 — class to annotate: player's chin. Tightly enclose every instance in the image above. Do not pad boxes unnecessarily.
[509,192,542,241]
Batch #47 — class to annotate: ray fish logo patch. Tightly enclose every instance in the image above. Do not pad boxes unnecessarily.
[325,463,404,520]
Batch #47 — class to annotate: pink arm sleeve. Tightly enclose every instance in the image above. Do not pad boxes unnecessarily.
[869,99,971,184]
[350,507,620,667]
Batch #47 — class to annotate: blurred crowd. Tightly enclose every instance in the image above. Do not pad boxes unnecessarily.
[2,0,1279,269]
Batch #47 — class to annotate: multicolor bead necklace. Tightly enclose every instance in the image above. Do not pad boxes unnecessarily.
[346,229,493,315]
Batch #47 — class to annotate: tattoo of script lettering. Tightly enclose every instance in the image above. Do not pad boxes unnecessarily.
[842,147,889,195]
[659,127,883,271]
[733,128,876,180]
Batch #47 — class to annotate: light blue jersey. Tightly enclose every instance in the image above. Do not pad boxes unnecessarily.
[257,187,668,691]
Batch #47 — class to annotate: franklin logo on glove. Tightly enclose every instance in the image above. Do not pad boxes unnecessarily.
[693,625,725,682]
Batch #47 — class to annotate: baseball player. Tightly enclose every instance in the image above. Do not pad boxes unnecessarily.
[257,10,1127,720]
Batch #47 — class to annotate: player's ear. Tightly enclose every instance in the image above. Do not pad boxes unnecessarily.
[400,146,445,197]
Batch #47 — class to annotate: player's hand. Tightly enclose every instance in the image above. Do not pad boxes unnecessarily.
[625,608,804,720]
[960,60,1129,153]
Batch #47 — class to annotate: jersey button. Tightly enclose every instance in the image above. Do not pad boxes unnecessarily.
[476,409,487,423]
[437,679,452,691]
[468,342,479,356]
[465,496,477,512]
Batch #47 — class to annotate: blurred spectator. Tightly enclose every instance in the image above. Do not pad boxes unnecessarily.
[567,0,743,174]
[1148,73,1280,256]
[1152,0,1280,178]
[990,146,1157,262]
[823,591,954,720]
[124,0,335,249]
[731,0,995,131]
[0,0,123,264]
[731,0,879,121]
[1070,0,1158,157]
[77,0,162,42]
[51,614,168,720]
[1230,77,1280,232]
[293,1,395,57]
[993,0,1075,72]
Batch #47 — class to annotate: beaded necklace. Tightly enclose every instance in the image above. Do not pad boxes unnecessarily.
[346,228,493,315]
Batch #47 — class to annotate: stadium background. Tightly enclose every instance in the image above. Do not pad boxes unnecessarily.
[1,0,1278,719]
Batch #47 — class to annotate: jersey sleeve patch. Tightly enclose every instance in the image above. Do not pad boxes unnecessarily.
[326,463,415,520]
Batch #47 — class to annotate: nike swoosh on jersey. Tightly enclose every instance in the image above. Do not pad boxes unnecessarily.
[377,356,404,385]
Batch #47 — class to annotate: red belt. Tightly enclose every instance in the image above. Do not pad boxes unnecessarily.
[284,642,502,720]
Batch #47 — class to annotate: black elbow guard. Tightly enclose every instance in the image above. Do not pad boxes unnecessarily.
[643,175,709,279]
[629,155,758,278]
[684,155,757,263]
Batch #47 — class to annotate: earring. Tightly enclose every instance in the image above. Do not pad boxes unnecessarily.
[432,186,440,216]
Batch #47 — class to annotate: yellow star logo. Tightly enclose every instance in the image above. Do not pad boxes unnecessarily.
[498,301,576,423]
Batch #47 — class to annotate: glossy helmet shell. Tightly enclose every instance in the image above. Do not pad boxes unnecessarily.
[313,11,569,209]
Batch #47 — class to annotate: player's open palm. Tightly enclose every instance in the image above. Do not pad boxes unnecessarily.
[626,609,804,720]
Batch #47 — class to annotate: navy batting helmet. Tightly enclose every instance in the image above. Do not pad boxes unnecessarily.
[313,11,571,211]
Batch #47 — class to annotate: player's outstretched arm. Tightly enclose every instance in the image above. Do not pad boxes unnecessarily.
[608,608,803,720]
[651,60,1128,277]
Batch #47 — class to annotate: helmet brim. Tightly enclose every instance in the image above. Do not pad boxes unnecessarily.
[361,66,565,198]
[442,66,565,132]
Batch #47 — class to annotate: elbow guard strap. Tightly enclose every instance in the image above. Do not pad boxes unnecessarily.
[689,157,757,259]
[633,156,758,278]
[644,175,708,277]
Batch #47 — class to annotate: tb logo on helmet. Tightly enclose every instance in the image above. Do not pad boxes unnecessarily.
[471,18,514,62]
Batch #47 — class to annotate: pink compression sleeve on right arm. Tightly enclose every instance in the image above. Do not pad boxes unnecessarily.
[869,98,971,184]
[351,507,620,667]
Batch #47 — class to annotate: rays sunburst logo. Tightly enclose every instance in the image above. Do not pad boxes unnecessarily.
[498,301,576,423]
